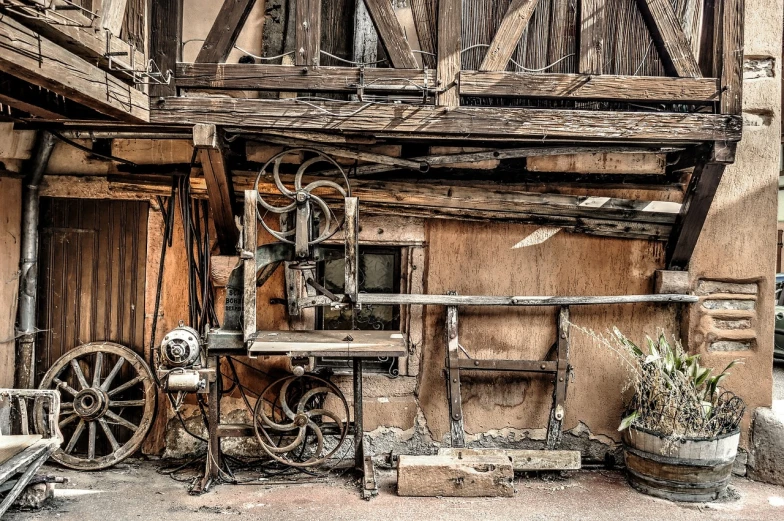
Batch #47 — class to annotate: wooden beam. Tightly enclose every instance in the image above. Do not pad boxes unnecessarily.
[579,0,604,73]
[296,0,322,66]
[527,152,667,174]
[459,71,720,102]
[151,97,742,143]
[195,0,258,64]
[666,161,725,269]
[0,16,148,121]
[176,63,431,92]
[363,0,418,69]
[479,0,540,71]
[100,0,130,37]
[150,0,181,97]
[193,124,239,254]
[3,3,145,80]
[715,0,744,114]
[436,0,461,106]
[636,0,702,77]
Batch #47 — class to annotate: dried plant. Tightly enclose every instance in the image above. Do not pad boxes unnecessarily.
[573,325,745,439]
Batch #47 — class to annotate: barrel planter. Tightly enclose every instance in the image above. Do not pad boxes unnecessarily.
[622,425,740,502]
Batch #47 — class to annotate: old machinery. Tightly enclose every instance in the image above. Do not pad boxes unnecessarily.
[252,375,350,468]
[160,324,201,368]
[36,342,156,470]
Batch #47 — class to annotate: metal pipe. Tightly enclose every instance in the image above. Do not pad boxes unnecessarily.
[14,131,56,389]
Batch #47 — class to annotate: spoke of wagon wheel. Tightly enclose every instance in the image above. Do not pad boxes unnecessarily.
[60,402,74,413]
[70,359,90,390]
[100,357,126,391]
[88,421,96,460]
[105,410,138,431]
[65,419,86,453]
[99,418,120,452]
[53,377,78,396]
[108,400,146,407]
[106,375,143,397]
[92,351,104,387]
[59,413,79,429]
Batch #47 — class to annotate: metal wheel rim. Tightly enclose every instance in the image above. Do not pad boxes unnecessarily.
[253,375,349,468]
[36,342,157,470]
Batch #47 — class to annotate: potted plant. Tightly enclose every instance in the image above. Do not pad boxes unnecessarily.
[609,328,745,502]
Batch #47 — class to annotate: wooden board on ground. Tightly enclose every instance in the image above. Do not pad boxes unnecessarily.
[438,448,581,471]
[397,454,514,497]
[248,330,407,358]
[0,435,42,465]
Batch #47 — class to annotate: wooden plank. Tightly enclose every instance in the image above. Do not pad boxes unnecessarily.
[636,0,703,77]
[100,0,130,37]
[459,71,720,102]
[397,455,514,497]
[344,197,359,303]
[354,0,379,64]
[438,448,581,471]
[436,0,461,106]
[195,0,258,64]
[0,16,148,121]
[666,162,725,269]
[151,97,742,143]
[3,2,145,77]
[248,330,407,357]
[296,0,322,66]
[716,0,744,114]
[410,0,437,69]
[479,0,540,71]
[363,0,418,69]
[150,0,180,97]
[526,153,667,174]
[579,0,605,73]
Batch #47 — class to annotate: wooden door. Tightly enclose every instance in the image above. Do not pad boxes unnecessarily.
[35,198,149,384]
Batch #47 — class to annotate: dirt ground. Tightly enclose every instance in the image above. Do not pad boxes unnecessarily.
[5,458,784,521]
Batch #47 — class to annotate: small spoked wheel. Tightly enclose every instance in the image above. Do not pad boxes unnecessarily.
[253,375,350,468]
[36,342,156,470]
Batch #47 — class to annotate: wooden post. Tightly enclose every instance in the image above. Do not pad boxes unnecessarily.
[196,0,258,64]
[479,0,540,71]
[296,0,322,66]
[344,197,359,303]
[579,0,604,73]
[715,0,745,114]
[243,191,258,342]
[546,306,570,449]
[436,0,461,106]
[445,297,465,447]
[150,0,180,98]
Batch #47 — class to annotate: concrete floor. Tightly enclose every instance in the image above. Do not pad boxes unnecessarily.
[6,460,784,521]
[6,365,784,521]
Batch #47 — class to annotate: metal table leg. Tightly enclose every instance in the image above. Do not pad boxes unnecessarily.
[353,358,378,499]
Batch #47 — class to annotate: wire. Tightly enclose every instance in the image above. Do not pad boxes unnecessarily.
[49,131,138,167]
[460,44,575,73]
[319,50,388,66]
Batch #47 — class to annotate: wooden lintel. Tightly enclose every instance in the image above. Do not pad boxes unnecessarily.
[296,0,321,66]
[3,2,145,77]
[152,97,742,143]
[176,63,430,92]
[363,0,418,69]
[459,71,720,102]
[0,16,148,121]
[636,0,702,77]
[196,0,258,64]
[666,161,725,269]
[479,0,540,71]
[193,124,239,254]
[436,0,461,106]
[100,0,130,37]
[150,0,181,97]
[654,270,691,294]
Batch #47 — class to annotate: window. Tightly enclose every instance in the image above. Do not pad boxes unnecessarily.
[315,247,401,375]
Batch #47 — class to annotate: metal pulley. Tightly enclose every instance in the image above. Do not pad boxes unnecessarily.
[160,323,201,368]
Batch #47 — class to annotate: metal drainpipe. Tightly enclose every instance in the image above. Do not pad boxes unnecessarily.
[14,131,57,389]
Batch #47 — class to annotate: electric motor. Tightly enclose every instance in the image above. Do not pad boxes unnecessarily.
[160,325,201,368]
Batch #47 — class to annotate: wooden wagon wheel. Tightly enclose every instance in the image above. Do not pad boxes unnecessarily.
[35,342,157,470]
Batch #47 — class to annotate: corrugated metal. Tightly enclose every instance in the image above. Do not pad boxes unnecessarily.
[35,198,149,385]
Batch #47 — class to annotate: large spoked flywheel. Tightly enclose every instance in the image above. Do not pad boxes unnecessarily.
[36,342,157,470]
[253,375,350,468]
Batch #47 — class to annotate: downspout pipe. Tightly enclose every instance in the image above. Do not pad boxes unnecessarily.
[14,131,56,389]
